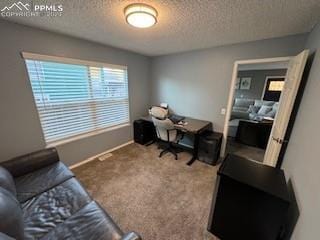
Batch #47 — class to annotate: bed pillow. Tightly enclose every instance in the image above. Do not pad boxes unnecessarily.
[234,98,254,108]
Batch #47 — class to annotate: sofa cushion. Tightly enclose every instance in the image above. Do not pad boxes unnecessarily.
[0,166,16,196]
[254,100,275,107]
[254,100,263,107]
[257,105,273,115]
[41,201,123,240]
[0,187,24,240]
[232,99,255,113]
[22,178,91,240]
[247,105,260,114]
[232,106,249,112]
[266,110,276,118]
[15,162,74,203]
[272,102,279,111]
[234,98,255,108]
[265,103,279,118]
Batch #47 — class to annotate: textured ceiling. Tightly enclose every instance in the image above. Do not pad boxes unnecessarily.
[1,0,320,56]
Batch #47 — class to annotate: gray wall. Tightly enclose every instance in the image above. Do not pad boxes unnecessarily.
[235,69,287,99]
[282,23,320,239]
[151,35,307,132]
[0,20,151,166]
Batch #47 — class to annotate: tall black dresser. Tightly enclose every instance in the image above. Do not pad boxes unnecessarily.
[208,154,290,240]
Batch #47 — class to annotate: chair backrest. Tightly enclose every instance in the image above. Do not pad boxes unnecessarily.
[150,106,168,119]
[150,106,177,142]
[152,117,177,142]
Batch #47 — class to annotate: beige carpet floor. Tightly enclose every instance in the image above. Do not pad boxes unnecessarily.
[72,143,218,240]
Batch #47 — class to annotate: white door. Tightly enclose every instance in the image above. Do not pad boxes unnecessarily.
[264,50,309,167]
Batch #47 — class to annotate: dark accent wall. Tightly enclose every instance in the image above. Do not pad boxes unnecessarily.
[235,69,287,100]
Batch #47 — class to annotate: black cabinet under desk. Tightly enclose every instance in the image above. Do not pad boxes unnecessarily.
[133,119,156,145]
[208,154,290,240]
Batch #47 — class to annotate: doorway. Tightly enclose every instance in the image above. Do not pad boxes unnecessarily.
[221,50,309,167]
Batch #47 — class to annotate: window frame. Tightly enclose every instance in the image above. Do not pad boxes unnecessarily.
[22,52,131,147]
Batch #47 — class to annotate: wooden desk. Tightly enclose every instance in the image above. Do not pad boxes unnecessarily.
[140,115,212,165]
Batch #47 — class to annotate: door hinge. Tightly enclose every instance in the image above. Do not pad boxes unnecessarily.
[272,137,288,144]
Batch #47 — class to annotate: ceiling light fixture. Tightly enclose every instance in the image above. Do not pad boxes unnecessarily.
[124,3,158,28]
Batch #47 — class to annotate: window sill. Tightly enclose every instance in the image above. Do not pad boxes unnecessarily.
[46,123,131,148]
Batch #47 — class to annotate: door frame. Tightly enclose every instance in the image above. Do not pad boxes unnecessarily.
[220,56,292,161]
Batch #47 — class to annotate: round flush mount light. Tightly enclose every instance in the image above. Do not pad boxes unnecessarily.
[124,3,158,28]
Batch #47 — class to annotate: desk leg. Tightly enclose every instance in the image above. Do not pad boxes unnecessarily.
[187,133,199,166]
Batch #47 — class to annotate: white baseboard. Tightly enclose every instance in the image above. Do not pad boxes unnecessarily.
[69,140,134,169]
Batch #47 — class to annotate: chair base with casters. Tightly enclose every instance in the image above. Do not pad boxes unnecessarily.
[159,142,178,160]
[157,129,184,160]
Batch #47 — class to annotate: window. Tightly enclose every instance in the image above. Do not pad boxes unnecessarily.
[23,53,129,144]
[263,76,285,102]
[268,80,285,91]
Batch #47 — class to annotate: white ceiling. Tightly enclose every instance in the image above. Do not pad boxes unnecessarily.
[2,0,320,56]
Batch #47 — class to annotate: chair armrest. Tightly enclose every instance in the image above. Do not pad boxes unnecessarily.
[121,232,141,240]
[1,148,60,178]
[164,129,178,142]
[176,130,185,143]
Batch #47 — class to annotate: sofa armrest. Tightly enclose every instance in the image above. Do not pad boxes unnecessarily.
[121,232,141,240]
[0,232,15,240]
[230,111,250,120]
[1,148,60,178]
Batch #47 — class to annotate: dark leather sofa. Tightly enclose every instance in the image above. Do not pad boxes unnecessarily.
[0,148,141,240]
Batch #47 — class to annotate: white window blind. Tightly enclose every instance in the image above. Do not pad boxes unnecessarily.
[23,53,129,144]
